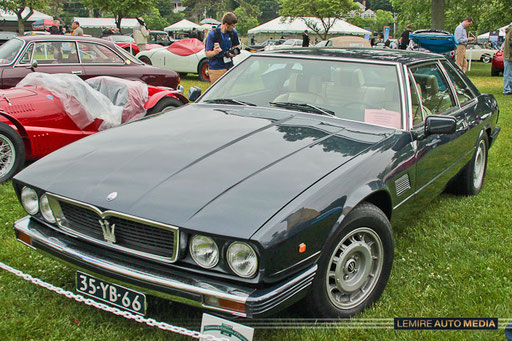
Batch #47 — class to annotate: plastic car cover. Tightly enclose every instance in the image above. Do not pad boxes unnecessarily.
[16,73,126,130]
[85,76,149,125]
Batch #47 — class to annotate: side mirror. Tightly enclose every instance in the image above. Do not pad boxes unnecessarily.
[188,86,202,102]
[425,115,456,135]
[26,60,38,70]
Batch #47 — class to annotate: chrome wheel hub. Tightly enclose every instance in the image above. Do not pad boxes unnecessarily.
[0,134,15,177]
[326,227,384,310]
[473,139,486,189]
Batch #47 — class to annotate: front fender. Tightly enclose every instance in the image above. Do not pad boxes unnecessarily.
[144,90,188,109]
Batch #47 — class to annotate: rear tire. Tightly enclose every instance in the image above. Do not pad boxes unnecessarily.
[481,54,491,63]
[138,56,152,65]
[305,202,394,318]
[145,97,183,116]
[447,131,488,196]
[0,123,25,183]
[198,59,210,82]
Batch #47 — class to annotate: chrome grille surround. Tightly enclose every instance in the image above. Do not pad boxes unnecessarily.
[46,193,179,263]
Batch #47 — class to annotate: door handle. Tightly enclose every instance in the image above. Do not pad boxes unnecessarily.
[71,70,82,75]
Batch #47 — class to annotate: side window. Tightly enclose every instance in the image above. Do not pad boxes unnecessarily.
[409,71,423,125]
[19,44,34,64]
[410,63,456,116]
[78,43,124,64]
[441,61,475,104]
[33,41,78,64]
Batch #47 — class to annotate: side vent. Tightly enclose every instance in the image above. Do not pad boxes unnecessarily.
[395,174,411,196]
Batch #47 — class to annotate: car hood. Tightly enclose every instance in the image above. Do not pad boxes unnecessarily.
[16,104,392,239]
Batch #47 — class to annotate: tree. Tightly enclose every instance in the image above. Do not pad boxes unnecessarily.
[279,0,359,40]
[431,0,444,30]
[82,0,155,31]
[390,0,512,33]
[347,9,393,35]
[234,6,258,36]
[0,0,50,34]
[369,0,393,12]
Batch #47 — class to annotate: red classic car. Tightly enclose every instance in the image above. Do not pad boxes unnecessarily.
[0,35,180,89]
[0,73,188,182]
[101,34,163,55]
[491,48,504,76]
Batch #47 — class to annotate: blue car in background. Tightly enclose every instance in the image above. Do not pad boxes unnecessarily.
[409,29,456,54]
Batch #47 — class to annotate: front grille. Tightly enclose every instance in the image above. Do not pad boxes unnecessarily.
[58,200,177,261]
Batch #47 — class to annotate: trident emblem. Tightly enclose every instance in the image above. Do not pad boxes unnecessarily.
[98,219,116,244]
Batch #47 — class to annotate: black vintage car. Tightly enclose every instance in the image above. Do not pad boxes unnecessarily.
[12,48,500,319]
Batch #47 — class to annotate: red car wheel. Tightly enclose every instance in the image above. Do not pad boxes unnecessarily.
[198,59,210,82]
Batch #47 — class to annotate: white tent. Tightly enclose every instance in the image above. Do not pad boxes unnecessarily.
[164,19,201,32]
[248,16,370,36]
[200,18,220,26]
[0,8,52,21]
[73,17,139,29]
[477,24,509,40]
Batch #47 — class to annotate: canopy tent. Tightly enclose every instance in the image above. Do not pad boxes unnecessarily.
[164,19,201,32]
[73,17,139,29]
[31,19,54,31]
[477,24,509,40]
[248,16,370,36]
[0,8,52,21]
[200,18,220,26]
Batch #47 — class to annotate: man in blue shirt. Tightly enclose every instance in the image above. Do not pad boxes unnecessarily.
[454,17,473,73]
[205,12,240,83]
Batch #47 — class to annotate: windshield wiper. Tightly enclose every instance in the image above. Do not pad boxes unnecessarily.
[204,98,256,106]
[269,102,335,117]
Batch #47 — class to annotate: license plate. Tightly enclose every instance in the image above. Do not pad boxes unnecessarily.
[76,271,146,315]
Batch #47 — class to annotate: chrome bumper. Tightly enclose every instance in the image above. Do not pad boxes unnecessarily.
[14,216,316,317]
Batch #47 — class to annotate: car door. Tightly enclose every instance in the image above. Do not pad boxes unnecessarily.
[2,41,85,88]
[408,61,470,199]
[77,42,132,80]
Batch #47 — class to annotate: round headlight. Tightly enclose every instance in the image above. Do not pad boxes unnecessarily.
[189,235,219,269]
[21,187,39,215]
[39,194,55,223]
[227,242,258,278]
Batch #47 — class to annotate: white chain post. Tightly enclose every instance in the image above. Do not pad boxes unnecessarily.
[0,260,229,341]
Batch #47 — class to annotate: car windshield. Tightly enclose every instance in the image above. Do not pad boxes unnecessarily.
[113,44,143,64]
[0,38,23,64]
[200,55,403,129]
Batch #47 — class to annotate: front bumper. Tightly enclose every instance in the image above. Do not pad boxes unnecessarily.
[14,216,316,318]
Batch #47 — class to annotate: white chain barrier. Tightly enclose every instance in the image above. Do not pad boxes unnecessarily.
[0,260,228,341]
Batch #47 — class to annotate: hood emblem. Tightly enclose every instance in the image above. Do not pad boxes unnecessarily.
[106,192,118,201]
[98,219,116,244]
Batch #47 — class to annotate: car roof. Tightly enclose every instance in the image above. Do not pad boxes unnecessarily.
[18,35,114,44]
[260,47,442,65]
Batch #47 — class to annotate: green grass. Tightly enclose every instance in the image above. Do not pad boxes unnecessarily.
[1,63,511,340]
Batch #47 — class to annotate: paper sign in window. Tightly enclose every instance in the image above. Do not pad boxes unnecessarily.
[364,109,401,129]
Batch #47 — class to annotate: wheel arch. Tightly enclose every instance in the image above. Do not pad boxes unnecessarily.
[144,91,188,110]
[0,111,31,157]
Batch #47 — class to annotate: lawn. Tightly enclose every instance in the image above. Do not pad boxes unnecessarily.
[0,62,510,340]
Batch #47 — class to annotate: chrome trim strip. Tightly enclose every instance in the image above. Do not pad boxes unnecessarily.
[47,193,179,263]
[272,251,320,276]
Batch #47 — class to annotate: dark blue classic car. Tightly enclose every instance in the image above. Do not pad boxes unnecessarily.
[12,48,500,318]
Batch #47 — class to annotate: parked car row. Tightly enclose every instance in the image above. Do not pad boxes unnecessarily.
[9,47,500,320]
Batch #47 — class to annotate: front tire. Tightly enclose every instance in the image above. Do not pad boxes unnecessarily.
[305,202,394,318]
[145,97,183,116]
[0,123,25,183]
[491,66,500,77]
[198,59,210,82]
[447,132,488,196]
[481,54,491,63]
